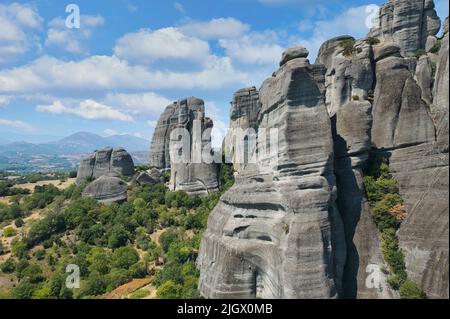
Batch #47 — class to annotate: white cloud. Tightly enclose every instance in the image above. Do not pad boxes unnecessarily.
[0,118,35,131]
[0,96,11,107]
[147,120,158,128]
[180,18,250,40]
[114,27,211,64]
[292,5,373,60]
[174,2,185,15]
[104,128,143,138]
[104,92,171,116]
[0,3,42,63]
[0,54,250,93]
[219,31,284,65]
[37,100,133,122]
[45,15,105,54]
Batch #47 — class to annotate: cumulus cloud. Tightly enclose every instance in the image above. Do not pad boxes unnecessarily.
[0,96,11,107]
[0,54,250,93]
[0,118,35,131]
[45,15,105,54]
[219,31,284,65]
[180,18,250,40]
[36,100,133,122]
[104,92,172,116]
[103,128,142,138]
[292,5,374,60]
[0,3,42,63]
[113,27,211,64]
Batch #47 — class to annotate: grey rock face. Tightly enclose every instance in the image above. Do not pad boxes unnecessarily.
[393,16,449,299]
[414,55,433,104]
[76,148,135,184]
[148,103,179,169]
[371,54,435,149]
[198,53,344,299]
[369,0,441,57]
[111,148,135,177]
[280,46,309,66]
[316,35,355,69]
[168,97,220,196]
[317,38,374,116]
[196,0,448,300]
[225,87,261,171]
[82,174,128,204]
[131,168,164,186]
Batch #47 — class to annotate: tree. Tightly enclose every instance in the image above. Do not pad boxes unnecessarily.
[159,229,181,253]
[112,247,139,269]
[13,279,36,299]
[0,258,16,273]
[156,280,182,299]
[108,224,130,249]
[87,248,111,275]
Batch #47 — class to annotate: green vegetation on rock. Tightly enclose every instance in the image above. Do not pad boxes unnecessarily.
[363,154,426,299]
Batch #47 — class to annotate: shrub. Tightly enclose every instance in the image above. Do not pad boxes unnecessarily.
[156,280,182,299]
[14,218,24,228]
[0,258,16,273]
[130,289,150,299]
[13,279,36,299]
[400,280,427,299]
[339,39,356,57]
[415,49,427,59]
[3,226,17,238]
[367,37,380,45]
[429,39,441,54]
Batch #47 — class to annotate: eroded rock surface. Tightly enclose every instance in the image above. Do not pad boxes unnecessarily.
[76,147,135,184]
[82,174,128,204]
[167,97,220,196]
[369,0,441,57]
[197,0,448,299]
[199,48,344,299]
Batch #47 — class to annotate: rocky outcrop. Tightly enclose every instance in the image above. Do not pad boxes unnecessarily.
[167,97,220,196]
[76,147,135,184]
[196,0,448,299]
[224,87,261,171]
[148,103,180,169]
[198,48,345,299]
[131,168,164,186]
[82,174,128,204]
[316,38,374,116]
[369,0,441,57]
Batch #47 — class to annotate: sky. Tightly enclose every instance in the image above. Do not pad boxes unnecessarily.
[0,0,448,146]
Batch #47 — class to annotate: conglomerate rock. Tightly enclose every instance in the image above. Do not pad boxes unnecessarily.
[76,147,135,184]
[198,48,344,299]
[82,174,128,204]
[369,0,441,57]
[167,97,220,196]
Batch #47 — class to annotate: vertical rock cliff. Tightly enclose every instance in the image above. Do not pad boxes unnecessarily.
[196,0,448,299]
[168,97,220,196]
[198,48,345,299]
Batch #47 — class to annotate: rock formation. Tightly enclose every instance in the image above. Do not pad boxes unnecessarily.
[368,0,441,57]
[224,87,261,171]
[198,48,344,299]
[167,97,220,196]
[76,147,135,184]
[82,174,128,204]
[131,168,164,186]
[197,0,448,299]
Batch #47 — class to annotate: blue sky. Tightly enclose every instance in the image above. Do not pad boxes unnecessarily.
[0,0,448,146]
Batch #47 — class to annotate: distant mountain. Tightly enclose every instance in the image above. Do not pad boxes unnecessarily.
[0,132,150,156]
[0,132,63,144]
